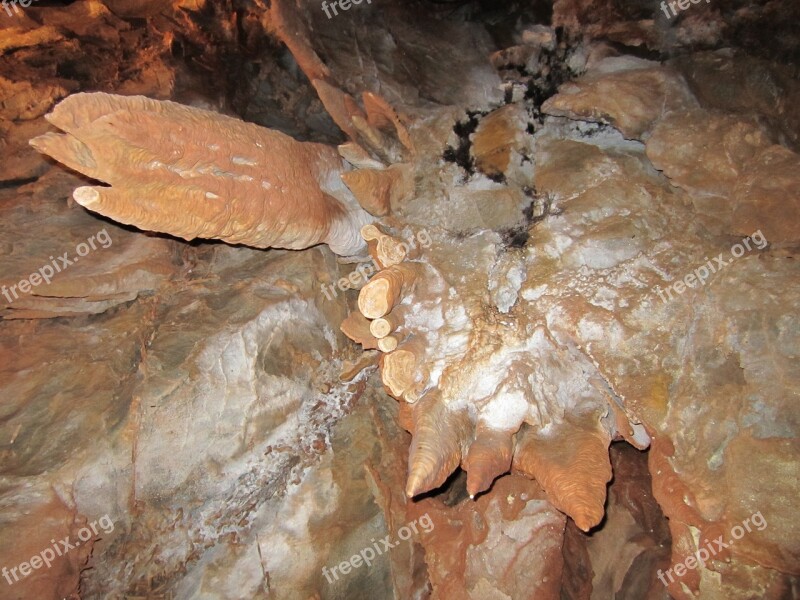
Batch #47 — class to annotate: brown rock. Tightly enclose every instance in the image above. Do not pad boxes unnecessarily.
[543,64,698,140]
[0,171,176,319]
[672,50,800,151]
[101,0,173,18]
[646,109,773,198]
[472,104,529,179]
[732,145,800,244]
[647,109,800,242]
[409,475,566,600]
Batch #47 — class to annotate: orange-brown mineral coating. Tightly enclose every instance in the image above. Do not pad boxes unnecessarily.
[30,93,353,252]
[405,391,471,498]
[463,425,514,497]
[513,423,613,532]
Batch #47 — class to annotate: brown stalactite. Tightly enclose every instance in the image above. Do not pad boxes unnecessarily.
[30,92,373,255]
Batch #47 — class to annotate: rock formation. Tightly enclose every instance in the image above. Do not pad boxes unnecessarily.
[1,0,798,598]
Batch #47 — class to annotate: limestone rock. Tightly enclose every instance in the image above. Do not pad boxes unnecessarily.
[0,170,176,319]
[543,63,698,139]
[647,109,800,243]
[1,1,799,599]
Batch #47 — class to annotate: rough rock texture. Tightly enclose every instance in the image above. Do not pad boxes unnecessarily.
[582,444,672,599]
[0,0,798,599]
[646,110,800,243]
[670,50,800,151]
[542,61,698,139]
[552,0,800,64]
[0,170,176,319]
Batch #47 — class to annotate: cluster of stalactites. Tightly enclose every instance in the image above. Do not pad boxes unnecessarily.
[341,222,650,532]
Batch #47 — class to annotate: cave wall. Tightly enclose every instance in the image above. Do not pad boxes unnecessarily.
[0,1,798,599]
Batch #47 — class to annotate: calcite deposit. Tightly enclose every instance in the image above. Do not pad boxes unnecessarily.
[1,0,798,599]
[31,93,373,255]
